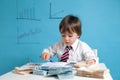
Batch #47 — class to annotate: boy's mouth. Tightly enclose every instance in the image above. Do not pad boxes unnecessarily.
[65,42,70,45]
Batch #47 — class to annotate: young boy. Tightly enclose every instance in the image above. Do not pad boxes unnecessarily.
[41,15,97,65]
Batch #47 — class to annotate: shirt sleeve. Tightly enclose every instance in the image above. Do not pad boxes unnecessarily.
[81,42,97,62]
[42,42,61,58]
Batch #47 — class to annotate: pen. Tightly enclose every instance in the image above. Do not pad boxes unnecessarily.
[46,59,53,62]
[48,60,53,62]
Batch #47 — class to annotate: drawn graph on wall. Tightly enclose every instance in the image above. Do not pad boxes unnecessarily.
[16,0,41,21]
[16,0,43,44]
[17,22,44,44]
[16,0,83,44]
[49,0,82,19]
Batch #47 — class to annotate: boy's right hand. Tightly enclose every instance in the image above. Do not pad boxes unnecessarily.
[41,53,50,60]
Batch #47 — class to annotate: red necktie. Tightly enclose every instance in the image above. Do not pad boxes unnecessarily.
[60,46,72,62]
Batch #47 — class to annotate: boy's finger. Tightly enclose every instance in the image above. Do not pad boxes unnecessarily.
[45,55,50,60]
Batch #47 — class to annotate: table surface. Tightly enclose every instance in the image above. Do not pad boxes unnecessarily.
[0,63,113,80]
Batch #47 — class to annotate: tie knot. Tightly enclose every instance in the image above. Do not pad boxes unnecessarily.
[66,46,72,50]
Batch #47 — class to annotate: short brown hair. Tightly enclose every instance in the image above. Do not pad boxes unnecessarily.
[59,15,82,38]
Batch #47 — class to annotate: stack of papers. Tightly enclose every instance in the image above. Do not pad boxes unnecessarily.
[76,63,110,79]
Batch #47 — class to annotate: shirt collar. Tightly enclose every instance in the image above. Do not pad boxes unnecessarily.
[71,39,78,51]
[63,39,79,51]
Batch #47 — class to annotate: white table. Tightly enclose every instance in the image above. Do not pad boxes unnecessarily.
[0,63,113,80]
[0,71,113,80]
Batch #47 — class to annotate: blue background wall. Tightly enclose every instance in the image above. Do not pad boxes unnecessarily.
[0,0,120,79]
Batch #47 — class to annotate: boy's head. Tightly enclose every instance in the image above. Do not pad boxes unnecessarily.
[59,15,82,46]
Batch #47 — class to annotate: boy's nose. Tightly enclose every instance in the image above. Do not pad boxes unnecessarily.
[65,36,69,40]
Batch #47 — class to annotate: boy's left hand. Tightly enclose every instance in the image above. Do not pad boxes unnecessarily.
[86,59,96,65]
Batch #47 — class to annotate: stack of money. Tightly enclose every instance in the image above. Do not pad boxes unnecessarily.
[58,71,73,80]
[14,63,41,75]
[33,62,74,79]
[76,63,110,79]
[14,66,33,75]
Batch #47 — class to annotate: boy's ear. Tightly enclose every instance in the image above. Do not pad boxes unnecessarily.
[77,35,79,38]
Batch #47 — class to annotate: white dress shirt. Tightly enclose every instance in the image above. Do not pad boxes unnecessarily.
[42,39,97,63]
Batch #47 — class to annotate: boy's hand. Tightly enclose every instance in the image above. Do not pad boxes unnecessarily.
[41,53,50,60]
[73,59,96,68]
[86,59,96,65]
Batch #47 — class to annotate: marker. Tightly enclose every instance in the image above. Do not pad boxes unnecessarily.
[47,59,53,62]
[46,59,53,62]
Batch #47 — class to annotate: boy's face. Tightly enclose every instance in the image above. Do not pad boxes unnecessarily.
[61,32,79,46]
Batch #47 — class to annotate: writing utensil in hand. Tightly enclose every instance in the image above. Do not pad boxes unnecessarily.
[47,60,53,62]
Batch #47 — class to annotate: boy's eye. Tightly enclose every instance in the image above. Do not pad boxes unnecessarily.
[61,35,66,37]
[61,34,73,37]
[69,35,73,37]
